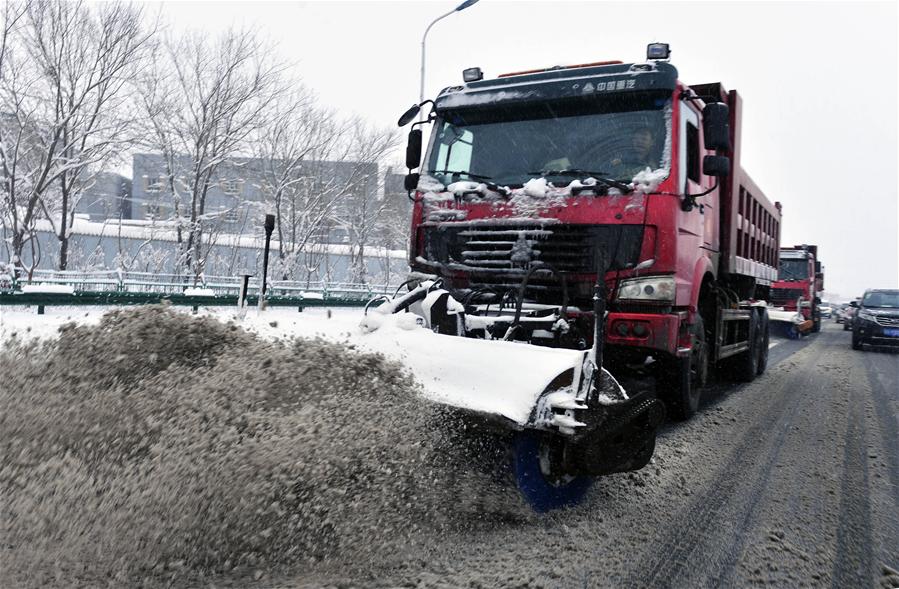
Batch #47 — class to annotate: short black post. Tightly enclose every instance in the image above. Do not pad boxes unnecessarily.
[37,304,45,315]
[259,214,275,309]
[238,274,251,309]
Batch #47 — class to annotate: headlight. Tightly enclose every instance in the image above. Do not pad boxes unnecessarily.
[617,275,676,302]
[857,311,877,323]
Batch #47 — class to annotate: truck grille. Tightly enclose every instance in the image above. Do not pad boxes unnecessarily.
[420,221,644,301]
[874,315,899,327]
[770,288,804,306]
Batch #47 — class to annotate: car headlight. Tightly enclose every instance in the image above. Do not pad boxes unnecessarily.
[857,311,877,323]
[617,275,676,302]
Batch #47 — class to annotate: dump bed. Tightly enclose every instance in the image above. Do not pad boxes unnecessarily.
[692,84,782,285]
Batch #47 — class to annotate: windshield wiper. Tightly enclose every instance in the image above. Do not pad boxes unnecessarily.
[528,169,633,193]
[426,169,509,197]
[427,169,493,181]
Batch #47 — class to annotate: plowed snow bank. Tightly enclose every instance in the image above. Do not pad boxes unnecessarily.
[0,306,527,587]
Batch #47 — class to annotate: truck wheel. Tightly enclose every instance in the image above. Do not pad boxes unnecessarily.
[733,309,759,382]
[660,315,708,421]
[511,432,592,513]
[756,309,769,375]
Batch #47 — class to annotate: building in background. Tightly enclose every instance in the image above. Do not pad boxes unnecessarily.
[74,172,132,221]
[131,154,380,244]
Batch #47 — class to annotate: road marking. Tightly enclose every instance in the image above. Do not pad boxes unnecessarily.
[768,341,781,349]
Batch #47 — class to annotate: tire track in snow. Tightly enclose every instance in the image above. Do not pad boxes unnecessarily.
[622,349,816,588]
[861,349,899,507]
[830,373,874,589]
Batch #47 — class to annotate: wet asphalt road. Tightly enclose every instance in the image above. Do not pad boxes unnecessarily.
[272,321,898,589]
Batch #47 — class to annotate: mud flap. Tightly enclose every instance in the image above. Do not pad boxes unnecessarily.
[564,390,666,477]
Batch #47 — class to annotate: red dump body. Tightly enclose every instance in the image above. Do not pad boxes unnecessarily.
[409,62,780,359]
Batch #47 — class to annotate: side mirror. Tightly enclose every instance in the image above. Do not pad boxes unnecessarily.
[702,102,730,151]
[849,301,858,308]
[404,173,420,191]
[703,154,730,177]
[406,129,422,170]
[398,104,421,127]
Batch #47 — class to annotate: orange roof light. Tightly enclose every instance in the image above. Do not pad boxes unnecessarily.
[498,60,623,78]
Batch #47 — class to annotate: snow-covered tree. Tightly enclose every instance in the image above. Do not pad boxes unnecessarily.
[334,120,400,284]
[252,86,343,278]
[136,27,285,279]
[0,0,151,272]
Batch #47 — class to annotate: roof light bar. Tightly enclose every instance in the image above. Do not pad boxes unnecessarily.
[498,60,623,78]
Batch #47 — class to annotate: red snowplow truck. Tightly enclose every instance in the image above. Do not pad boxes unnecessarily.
[770,245,824,335]
[388,44,779,508]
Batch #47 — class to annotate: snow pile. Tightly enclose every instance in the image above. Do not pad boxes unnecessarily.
[183,287,216,297]
[20,283,75,294]
[631,167,669,194]
[416,174,446,194]
[0,306,529,587]
[446,180,483,195]
[522,177,548,198]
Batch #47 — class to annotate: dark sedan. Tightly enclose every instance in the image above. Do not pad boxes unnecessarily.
[851,289,899,350]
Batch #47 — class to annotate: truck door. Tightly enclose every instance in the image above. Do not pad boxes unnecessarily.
[679,102,719,254]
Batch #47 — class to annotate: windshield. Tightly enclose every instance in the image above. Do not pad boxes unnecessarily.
[426,92,672,188]
[861,291,899,308]
[778,259,809,281]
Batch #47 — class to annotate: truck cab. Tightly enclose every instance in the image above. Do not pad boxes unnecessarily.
[400,45,779,420]
[771,245,824,332]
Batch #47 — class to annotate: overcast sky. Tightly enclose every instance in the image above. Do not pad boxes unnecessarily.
[152,0,898,299]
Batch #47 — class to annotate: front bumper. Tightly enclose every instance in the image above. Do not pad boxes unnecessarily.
[854,321,899,346]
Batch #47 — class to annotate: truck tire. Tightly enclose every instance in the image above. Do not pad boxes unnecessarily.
[756,308,769,375]
[511,432,592,512]
[733,309,759,382]
[660,315,708,421]
[812,313,821,333]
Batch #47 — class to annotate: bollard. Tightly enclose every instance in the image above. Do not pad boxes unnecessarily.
[259,214,275,310]
[37,305,45,315]
[238,274,251,309]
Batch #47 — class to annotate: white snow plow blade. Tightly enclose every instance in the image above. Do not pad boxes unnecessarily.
[355,313,618,425]
[768,308,804,325]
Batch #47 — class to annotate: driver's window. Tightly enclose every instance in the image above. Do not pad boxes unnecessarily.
[434,126,474,174]
[679,103,701,190]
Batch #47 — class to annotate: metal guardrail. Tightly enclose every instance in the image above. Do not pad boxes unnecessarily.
[1,270,399,300]
[0,290,381,312]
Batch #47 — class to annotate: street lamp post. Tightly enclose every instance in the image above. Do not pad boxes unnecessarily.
[420,0,480,106]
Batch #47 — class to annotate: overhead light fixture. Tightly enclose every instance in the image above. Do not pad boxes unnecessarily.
[462,67,483,82]
[646,42,671,61]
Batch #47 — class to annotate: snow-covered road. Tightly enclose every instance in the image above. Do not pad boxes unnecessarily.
[2,308,895,588]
